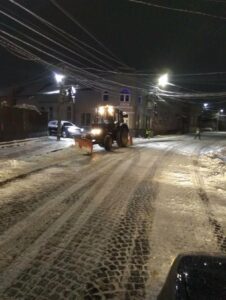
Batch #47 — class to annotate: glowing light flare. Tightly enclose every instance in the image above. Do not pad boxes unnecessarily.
[158,73,169,87]
[98,105,114,116]
[71,86,76,95]
[91,128,102,135]
[108,105,114,115]
[54,73,65,84]
[98,106,105,115]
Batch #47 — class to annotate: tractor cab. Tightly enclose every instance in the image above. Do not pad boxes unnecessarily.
[89,105,129,151]
[93,105,126,126]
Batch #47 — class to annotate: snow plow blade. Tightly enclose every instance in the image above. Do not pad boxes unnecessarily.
[75,138,93,154]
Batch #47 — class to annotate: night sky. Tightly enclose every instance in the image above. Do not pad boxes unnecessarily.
[1,0,226,91]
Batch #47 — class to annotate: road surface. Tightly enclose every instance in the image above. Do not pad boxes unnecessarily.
[0,133,226,299]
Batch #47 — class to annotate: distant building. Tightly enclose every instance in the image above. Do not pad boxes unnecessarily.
[1,72,190,136]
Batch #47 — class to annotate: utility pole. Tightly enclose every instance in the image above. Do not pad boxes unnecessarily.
[57,84,63,141]
[54,73,65,141]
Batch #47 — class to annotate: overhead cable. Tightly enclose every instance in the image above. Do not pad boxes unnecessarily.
[48,0,128,67]
[8,0,121,70]
[1,22,87,68]
[128,0,226,21]
[0,8,112,70]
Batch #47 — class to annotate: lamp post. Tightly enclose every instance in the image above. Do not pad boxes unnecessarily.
[54,73,65,141]
[218,109,224,131]
[150,73,169,136]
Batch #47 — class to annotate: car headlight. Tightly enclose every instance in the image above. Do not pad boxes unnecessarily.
[68,127,78,133]
[91,128,102,135]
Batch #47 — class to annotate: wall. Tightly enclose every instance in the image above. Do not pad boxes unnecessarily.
[0,106,48,141]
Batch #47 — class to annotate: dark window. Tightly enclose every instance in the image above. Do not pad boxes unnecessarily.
[81,113,85,126]
[138,96,142,104]
[81,113,91,126]
[120,94,130,102]
[86,113,91,125]
[49,107,53,120]
[67,106,71,120]
[103,91,109,101]
[120,88,131,102]
[63,122,72,126]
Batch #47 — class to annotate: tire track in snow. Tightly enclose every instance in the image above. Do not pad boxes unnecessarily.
[0,148,140,296]
[0,150,138,266]
[81,143,181,300]
[192,145,226,253]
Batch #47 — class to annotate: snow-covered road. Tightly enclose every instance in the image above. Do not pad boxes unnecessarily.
[0,133,226,299]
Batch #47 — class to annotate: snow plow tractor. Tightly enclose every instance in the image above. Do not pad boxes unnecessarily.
[76,105,130,153]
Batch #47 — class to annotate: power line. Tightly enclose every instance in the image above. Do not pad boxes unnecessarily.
[89,69,226,77]
[0,29,149,94]
[0,22,87,68]
[128,0,226,21]
[0,29,104,80]
[4,29,226,100]
[157,90,226,98]
[8,0,122,70]
[3,15,226,101]
[0,8,113,71]
[48,0,128,67]
[202,0,226,3]
[0,35,40,61]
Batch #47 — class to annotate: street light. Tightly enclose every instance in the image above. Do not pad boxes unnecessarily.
[54,72,65,141]
[203,103,208,108]
[220,109,224,113]
[158,73,169,88]
[54,73,65,84]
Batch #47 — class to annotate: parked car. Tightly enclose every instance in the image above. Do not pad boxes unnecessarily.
[48,120,83,138]
[201,127,213,132]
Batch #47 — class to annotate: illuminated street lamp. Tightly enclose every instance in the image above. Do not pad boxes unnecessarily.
[220,109,224,113]
[203,103,208,108]
[54,73,65,84]
[54,72,65,141]
[158,73,169,88]
[71,86,76,96]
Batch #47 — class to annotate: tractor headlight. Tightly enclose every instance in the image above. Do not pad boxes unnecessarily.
[98,106,105,115]
[91,128,102,135]
[108,105,114,115]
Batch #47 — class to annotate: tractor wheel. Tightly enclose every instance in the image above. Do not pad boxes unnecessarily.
[117,127,129,147]
[104,135,112,151]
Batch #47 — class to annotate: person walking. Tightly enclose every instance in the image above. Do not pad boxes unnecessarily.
[194,127,201,140]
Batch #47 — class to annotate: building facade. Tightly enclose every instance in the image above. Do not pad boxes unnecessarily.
[2,73,190,136]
